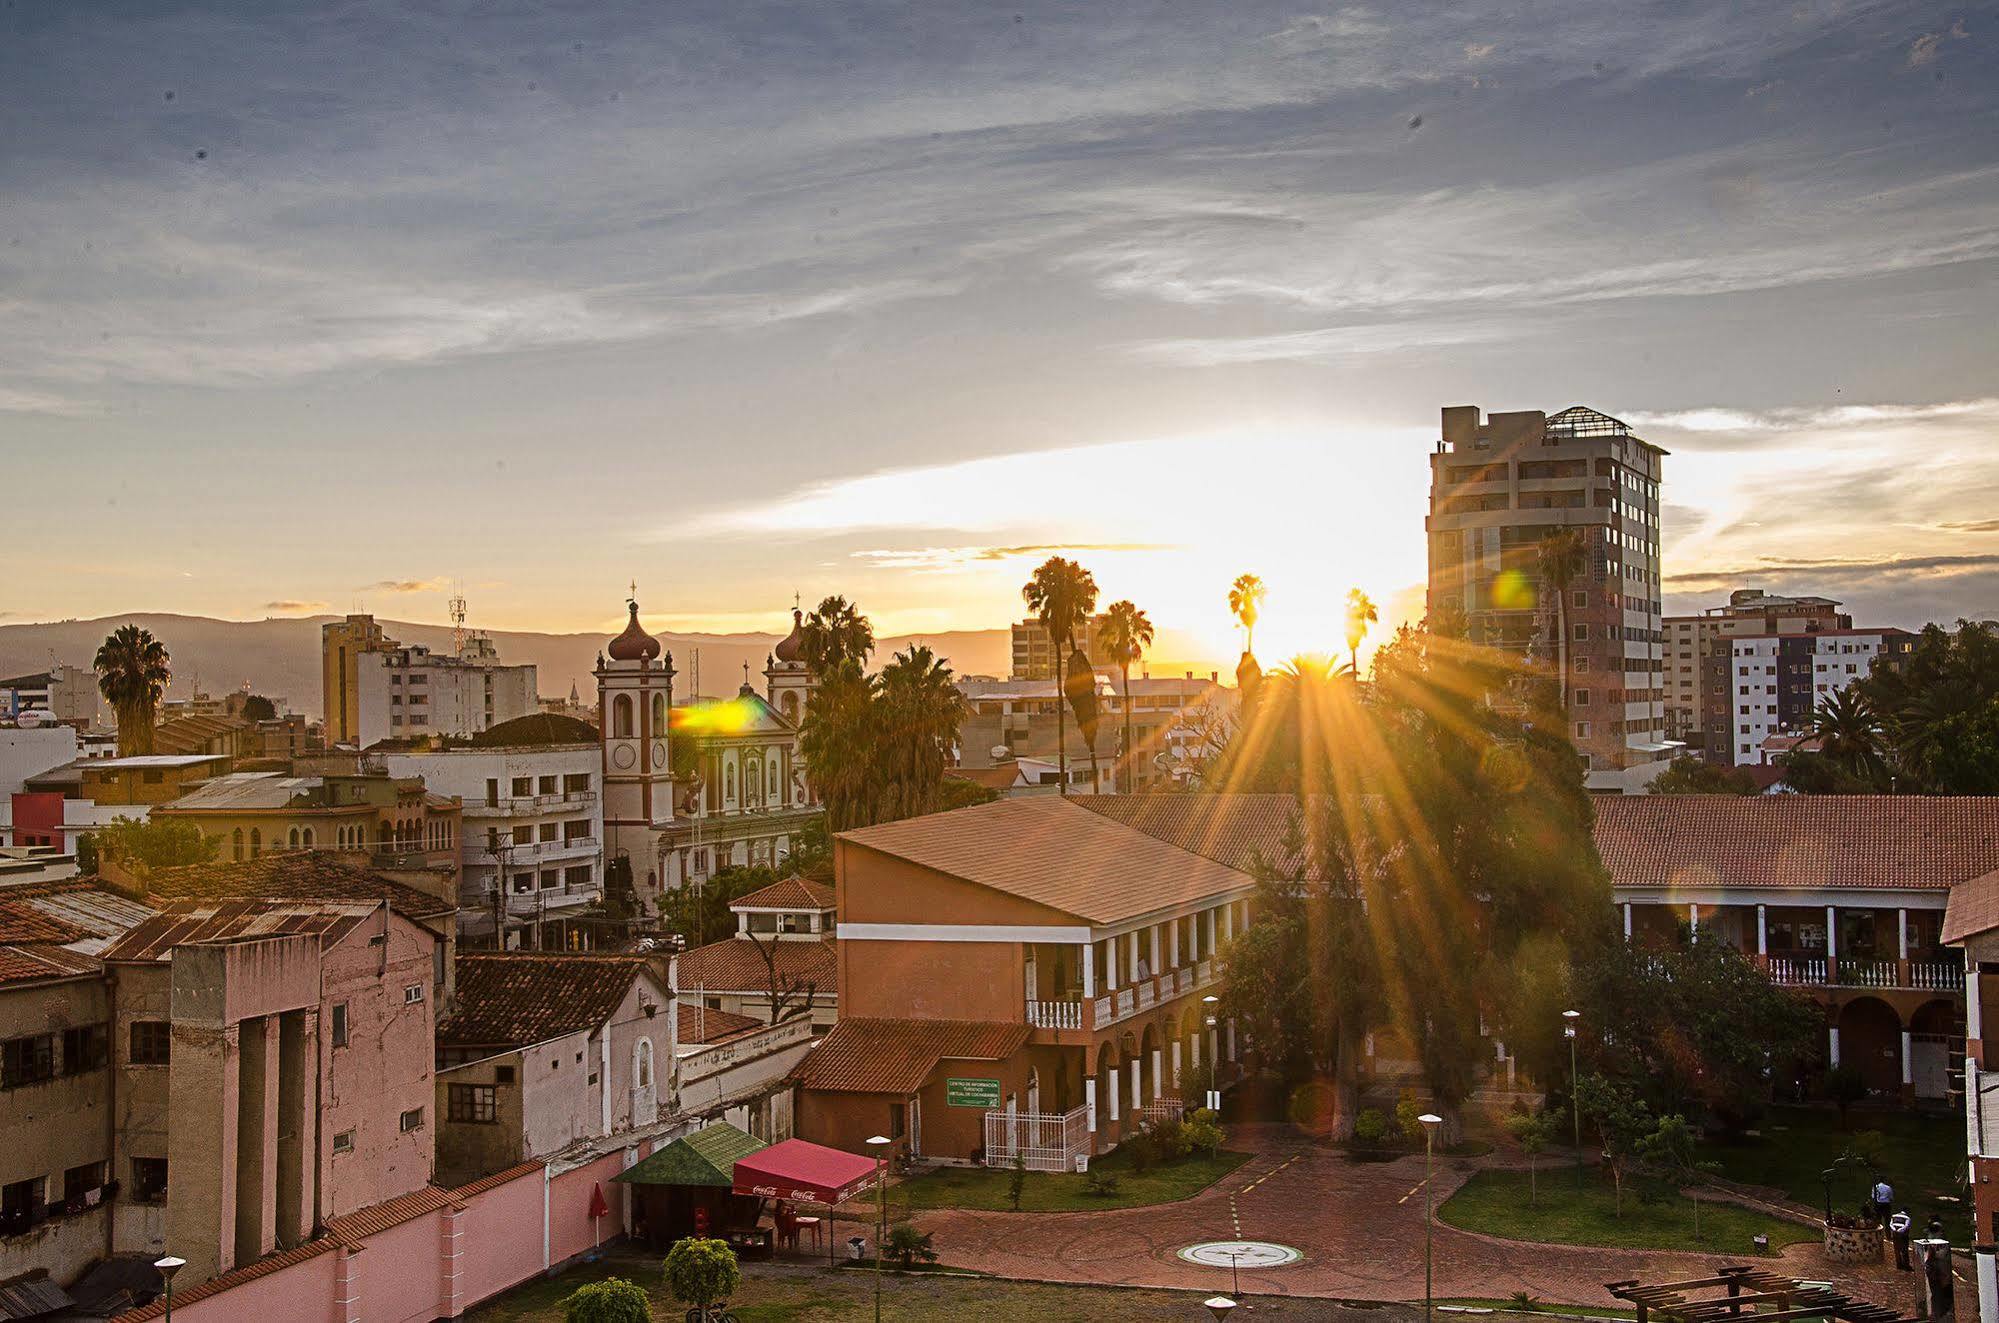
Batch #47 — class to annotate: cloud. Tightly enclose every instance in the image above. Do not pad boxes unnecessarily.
[1129,319,1510,366]
[361,579,445,594]
[1942,519,1999,533]
[851,542,1177,571]
[1669,554,1999,591]
[263,600,328,613]
[0,386,97,417]
[1627,399,1999,434]
[1906,19,1968,68]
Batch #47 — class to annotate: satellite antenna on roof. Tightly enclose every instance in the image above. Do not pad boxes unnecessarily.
[449,589,468,656]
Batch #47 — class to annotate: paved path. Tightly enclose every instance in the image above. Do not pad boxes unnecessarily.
[914,1125,1925,1312]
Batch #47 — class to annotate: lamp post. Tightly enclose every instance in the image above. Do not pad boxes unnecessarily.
[1203,994,1222,1109]
[1563,1009,1582,1187]
[1205,1295,1239,1322]
[865,1135,890,1323]
[154,1256,186,1323]
[1418,1114,1441,1323]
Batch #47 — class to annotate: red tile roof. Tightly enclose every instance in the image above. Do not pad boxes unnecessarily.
[0,944,98,987]
[675,934,836,996]
[0,900,87,945]
[112,1239,337,1321]
[677,1001,767,1045]
[325,1184,462,1241]
[439,953,655,1049]
[1077,793,1309,875]
[1593,795,1999,892]
[731,876,835,911]
[140,851,456,921]
[839,796,1259,925]
[790,1017,1030,1095]
[1944,869,1999,944]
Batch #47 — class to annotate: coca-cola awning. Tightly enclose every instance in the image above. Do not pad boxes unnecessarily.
[731,1138,880,1206]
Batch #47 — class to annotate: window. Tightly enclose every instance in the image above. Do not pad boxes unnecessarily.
[495,1065,516,1084]
[404,983,425,1005]
[512,776,532,796]
[540,869,560,891]
[635,1038,654,1090]
[332,1003,349,1048]
[612,694,633,739]
[538,775,557,795]
[130,1020,170,1065]
[447,1084,499,1124]
[331,1130,355,1155]
[1573,689,1590,706]
[563,772,590,795]
[232,827,244,861]
[64,1162,106,1200]
[889,1102,907,1140]
[565,864,592,888]
[2,1033,56,1088]
[400,1107,425,1133]
[1573,624,1589,641]
[2,1176,46,1226]
[249,827,261,857]
[538,822,558,843]
[130,1158,168,1204]
[485,778,500,806]
[513,825,533,846]
[62,1024,108,1074]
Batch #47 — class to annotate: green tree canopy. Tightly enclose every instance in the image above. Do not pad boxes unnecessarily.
[663,1237,740,1308]
[95,624,171,755]
[90,816,219,873]
[240,694,278,722]
[560,1278,651,1323]
[1646,755,1759,795]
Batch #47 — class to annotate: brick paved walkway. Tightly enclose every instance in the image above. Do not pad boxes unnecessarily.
[912,1125,1926,1313]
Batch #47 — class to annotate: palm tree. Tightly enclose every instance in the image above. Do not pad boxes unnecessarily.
[798,595,874,678]
[95,625,171,755]
[1813,688,1889,786]
[1228,574,1266,655]
[875,645,969,821]
[1022,557,1099,796]
[1535,529,1588,712]
[1100,601,1154,792]
[796,660,880,831]
[1343,589,1378,679]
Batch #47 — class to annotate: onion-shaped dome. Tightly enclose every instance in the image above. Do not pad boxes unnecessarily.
[772,607,806,664]
[607,599,662,662]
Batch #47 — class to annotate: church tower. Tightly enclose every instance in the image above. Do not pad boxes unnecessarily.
[764,606,812,726]
[597,596,676,897]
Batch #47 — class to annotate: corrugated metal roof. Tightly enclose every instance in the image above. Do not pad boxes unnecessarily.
[616,1122,767,1187]
[100,899,377,963]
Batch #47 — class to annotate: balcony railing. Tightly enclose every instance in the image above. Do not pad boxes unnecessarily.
[1026,1000,1084,1030]
[1756,954,1962,992]
[1054,960,1224,1032]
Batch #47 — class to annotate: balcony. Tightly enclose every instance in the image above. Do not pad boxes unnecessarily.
[465,790,598,818]
[1026,1000,1083,1030]
[1062,960,1223,1033]
[1758,954,1962,992]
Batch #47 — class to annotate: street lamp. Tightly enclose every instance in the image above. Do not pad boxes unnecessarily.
[154,1256,186,1323]
[865,1135,891,1323]
[1562,1009,1582,1187]
[1417,1114,1442,1323]
[1203,995,1222,1111]
[1205,1296,1239,1322]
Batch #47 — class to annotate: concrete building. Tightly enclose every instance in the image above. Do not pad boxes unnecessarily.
[373,714,604,951]
[151,713,256,761]
[1714,628,1915,767]
[1010,614,1117,681]
[791,795,1264,1168]
[1664,590,1852,749]
[957,671,1227,794]
[675,876,838,1030]
[321,614,538,748]
[1425,404,1671,791]
[0,664,101,728]
[75,754,233,807]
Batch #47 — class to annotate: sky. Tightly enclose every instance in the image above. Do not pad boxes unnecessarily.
[2,0,1995,665]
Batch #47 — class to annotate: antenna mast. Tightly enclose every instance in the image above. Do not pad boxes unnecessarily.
[450,591,468,656]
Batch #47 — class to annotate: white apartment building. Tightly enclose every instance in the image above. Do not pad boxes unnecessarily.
[1725,628,1912,765]
[376,731,602,950]
[351,643,537,747]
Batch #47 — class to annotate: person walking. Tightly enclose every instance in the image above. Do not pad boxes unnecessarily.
[1871,1177,1893,1225]
[1889,1208,1913,1270]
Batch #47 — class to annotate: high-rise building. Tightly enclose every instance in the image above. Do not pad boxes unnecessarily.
[1662,589,1852,757]
[1010,614,1117,681]
[1716,627,1914,766]
[1425,404,1670,790]
[321,614,537,747]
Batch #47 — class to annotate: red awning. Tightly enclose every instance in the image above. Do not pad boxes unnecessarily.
[731,1139,880,1206]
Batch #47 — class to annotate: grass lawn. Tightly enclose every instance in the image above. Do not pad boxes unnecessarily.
[1697,1104,1965,1211]
[466,1254,1389,1322]
[900,1145,1251,1212]
[1438,1169,1817,1255]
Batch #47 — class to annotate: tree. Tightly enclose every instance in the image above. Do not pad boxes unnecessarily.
[90,816,219,872]
[1646,755,1759,795]
[1021,557,1098,797]
[560,1278,651,1323]
[1575,1073,1651,1216]
[1228,574,1265,655]
[95,624,171,755]
[1100,600,1154,792]
[1812,689,1888,786]
[663,1237,740,1310]
[1007,1155,1027,1211]
[1535,529,1587,712]
[885,1223,938,1269]
[1640,1113,1721,1242]
[1504,1110,1556,1207]
[240,694,278,722]
[798,595,874,678]
[872,645,968,823]
[1825,1063,1868,1128]
[745,924,819,1025]
[798,660,881,832]
[1343,589,1377,679]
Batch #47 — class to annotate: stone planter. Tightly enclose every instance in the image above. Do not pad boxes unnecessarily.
[1822,1220,1884,1264]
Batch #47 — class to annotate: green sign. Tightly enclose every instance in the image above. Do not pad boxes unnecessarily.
[946,1077,1003,1109]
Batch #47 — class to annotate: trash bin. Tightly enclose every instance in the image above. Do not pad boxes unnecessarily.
[847,1235,868,1262]
[1073,1154,1090,1174]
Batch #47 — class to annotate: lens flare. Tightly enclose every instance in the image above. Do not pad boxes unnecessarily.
[671,697,758,735]
[1489,569,1537,610]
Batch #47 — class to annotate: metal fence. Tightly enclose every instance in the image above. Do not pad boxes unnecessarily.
[983,1105,1091,1172]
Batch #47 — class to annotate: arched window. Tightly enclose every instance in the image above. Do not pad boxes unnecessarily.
[613,694,633,739]
[249,828,261,857]
[781,691,798,721]
[767,756,780,798]
[232,828,244,861]
[301,827,314,848]
[635,1037,654,1091]
[288,827,300,848]
[652,693,667,733]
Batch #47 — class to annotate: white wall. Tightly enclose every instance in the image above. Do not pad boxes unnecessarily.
[0,726,79,794]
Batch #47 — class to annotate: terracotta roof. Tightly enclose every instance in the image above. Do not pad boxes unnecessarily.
[732,876,834,911]
[792,1018,1030,1095]
[1077,793,1309,875]
[325,1184,462,1241]
[141,851,456,921]
[469,712,599,748]
[838,796,1258,925]
[439,953,654,1049]
[447,1160,541,1198]
[677,1001,767,1046]
[1944,869,1999,945]
[0,899,87,944]
[1593,795,1999,892]
[676,934,836,996]
[0,943,98,987]
[100,899,383,963]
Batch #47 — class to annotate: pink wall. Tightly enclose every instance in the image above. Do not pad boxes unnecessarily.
[132,1142,653,1323]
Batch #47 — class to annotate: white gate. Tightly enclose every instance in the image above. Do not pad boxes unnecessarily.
[983,1105,1090,1172]
[1140,1098,1184,1129]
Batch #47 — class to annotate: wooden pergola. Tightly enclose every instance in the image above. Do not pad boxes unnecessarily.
[1606,1266,1913,1323]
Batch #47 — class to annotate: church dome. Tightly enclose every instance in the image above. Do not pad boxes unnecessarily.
[607,599,662,662]
[772,607,806,664]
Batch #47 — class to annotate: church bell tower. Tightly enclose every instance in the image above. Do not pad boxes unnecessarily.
[597,595,676,897]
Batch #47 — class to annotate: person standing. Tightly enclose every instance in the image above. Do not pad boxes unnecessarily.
[1871,1177,1893,1224]
[1889,1208,1913,1270]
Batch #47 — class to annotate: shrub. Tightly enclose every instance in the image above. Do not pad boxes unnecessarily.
[1151,1117,1193,1161]
[1395,1091,1426,1144]
[1824,1064,1867,1127]
[1182,1108,1225,1158]
[560,1278,651,1323]
[663,1237,740,1308]
[1124,1131,1158,1173]
[886,1223,938,1269]
[1847,1129,1887,1171]
[1352,1108,1390,1147]
[1082,1169,1121,1197]
[1007,1155,1026,1211]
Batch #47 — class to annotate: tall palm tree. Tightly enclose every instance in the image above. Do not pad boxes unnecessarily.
[1813,688,1889,786]
[798,595,874,678]
[94,625,171,755]
[875,644,969,821]
[1228,574,1266,655]
[1022,557,1099,796]
[1535,529,1588,713]
[1099,601,1154,792]
[796,660,880,831]
[1343,589,1378,679]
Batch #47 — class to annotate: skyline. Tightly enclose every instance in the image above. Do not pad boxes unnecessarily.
[4,2,1996,658]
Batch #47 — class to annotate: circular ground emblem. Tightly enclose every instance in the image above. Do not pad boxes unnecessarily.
[1175,1241,1304,1269]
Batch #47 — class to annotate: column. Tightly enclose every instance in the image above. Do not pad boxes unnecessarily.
[1081,942,1095,1000]
[1901,1029,1913,1087]
[1826,905,1838,968]
[1129,1059,1141,1112]
[439,1204,466,1318]
[1128,932,1140,983]
[1828,1025,1841,1068]
[1756,905,1768,957]
[1106,1067,1119,1123]
[234,1015,279,1270]
[1222,904,1234,943]
[1189,1029,1201,1072]
[1688,902,1699,936]
[1148,926,1160,976]
[1622,903,1632,940]
[1169,921,1181,969]
[334,1243,363,1323]
[1898,909,1909,960]
[1171,1041,1183,1088]
[274,1008,317,1251]
[1102,939,1115,992]
[1151,1048,1164,1101]
[1085,1077,1098,1133]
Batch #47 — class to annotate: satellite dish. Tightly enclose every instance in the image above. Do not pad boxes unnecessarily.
[14,709,49,728]
[989,745,1013,762]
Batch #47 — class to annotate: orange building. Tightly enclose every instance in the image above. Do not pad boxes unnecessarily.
[792,795,1282,1169]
